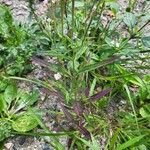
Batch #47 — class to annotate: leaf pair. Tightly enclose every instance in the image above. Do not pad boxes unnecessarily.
[0,82,40,141]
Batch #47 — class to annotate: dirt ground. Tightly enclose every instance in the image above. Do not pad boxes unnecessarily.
[0,0,150,150]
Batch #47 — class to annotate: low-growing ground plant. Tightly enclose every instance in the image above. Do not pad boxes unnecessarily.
[0,78,40,142]
[1,0,150,149]
[0,4,51,76]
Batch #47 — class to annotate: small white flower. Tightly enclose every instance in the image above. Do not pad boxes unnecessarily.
[54,73,62,80]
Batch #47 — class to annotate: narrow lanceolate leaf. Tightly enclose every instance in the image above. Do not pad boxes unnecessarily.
[75,46,87,60]
[15,90,39,113]
[89,78,96,96]
[31,56,70,77]
[78,56,119,74]
[116,135,146,150]
[26,90,39,106]
[45,50,71,60]
[89,88,112,101]
[109,128,121,150]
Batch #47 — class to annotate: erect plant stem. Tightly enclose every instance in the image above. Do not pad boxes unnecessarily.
[138,19,150,32]
[61,0,65,35]
[71,0,75,39]
[82,0,101,45]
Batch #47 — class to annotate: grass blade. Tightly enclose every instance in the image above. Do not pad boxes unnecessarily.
[116,135,146,150]
[78,56,119,74]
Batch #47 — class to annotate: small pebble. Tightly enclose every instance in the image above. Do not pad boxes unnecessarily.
[54,73,61,80]
[4,142,14,150]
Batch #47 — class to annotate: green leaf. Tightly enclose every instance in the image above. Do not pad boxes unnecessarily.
[75,46,87,60]
[78,135,101,150]
[0,94,6,113]
[144,74,150,83]
[123,12,137,28]
[116,135,146,150]
[14,90,39,113]
[12,114,39,132]
[19,90,39,107]
[46,50,70,60]
[138,144,147,150]
[109,128,120,150]
[138,84,150,101]
[4,84,17,105]
[140,104,150,118]
[67,60,79,71]
[125,75,144,87]
[0,79,7,92]
[140,108,150,118]
[78,56,118,74]
[142,36,150,48]
[0,119,12,142]
[0,5,13,22]
[6,65,23,76]
[0,5,13,34]
[32,57,70,77]
[89,78,96,96]
[109,2,119,15]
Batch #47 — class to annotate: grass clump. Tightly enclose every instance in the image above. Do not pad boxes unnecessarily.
[0,0,150,149]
